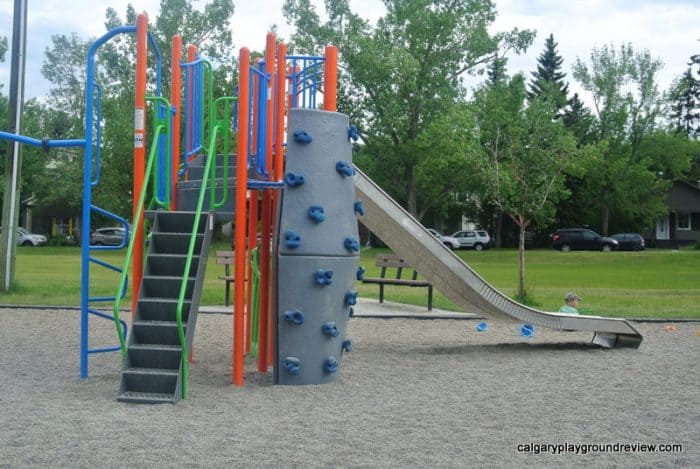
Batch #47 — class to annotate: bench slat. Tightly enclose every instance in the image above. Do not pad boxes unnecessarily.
[362,253,433,310]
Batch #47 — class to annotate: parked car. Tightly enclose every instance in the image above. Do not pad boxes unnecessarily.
[451,230,491,251]
[1,227,48,247]
[90,227,127,246]
[551,228,619,252]
[427,228,460,250]
[610,233,646,251]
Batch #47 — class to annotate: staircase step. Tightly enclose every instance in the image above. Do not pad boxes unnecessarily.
[132,320,185,345]
[188,153,235,167]
[146,253,199,277]
[149,232,204,254]
[136,298,192,322]
[121,367,179,394]
[176,182,235,214]
[127,344,182,370]
[141,276,195,299]
[117,391,177,404]
[154,211,209,234]
[187,163,236,180]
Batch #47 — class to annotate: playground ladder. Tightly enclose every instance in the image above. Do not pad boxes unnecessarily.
[117,211,213,404]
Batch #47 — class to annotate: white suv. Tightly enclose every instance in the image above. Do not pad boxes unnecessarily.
[451,230,491,251]
[427,229,460,250]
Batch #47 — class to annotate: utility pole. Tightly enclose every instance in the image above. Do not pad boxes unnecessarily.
[1,0,28,292]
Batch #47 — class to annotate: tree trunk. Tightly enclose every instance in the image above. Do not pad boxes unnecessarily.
[517,225,526,299]
[601,203,610,236]
[406,165,417,217]
[494,210,503,248]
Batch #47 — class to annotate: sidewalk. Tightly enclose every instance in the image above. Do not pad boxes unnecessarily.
[200,297,481,320]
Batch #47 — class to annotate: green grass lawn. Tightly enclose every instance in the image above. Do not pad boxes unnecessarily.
[1,245,698,319]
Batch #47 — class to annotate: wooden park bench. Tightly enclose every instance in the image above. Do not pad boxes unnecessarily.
[361,253,433,310]
[216,251,235,307]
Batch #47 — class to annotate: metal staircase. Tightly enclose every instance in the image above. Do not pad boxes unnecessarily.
[177,154,236,222]
[117,210,213,404]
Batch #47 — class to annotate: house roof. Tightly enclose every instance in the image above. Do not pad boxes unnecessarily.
[667,180,700,212]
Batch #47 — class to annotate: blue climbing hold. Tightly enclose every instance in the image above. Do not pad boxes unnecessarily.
[335,161,354,177]
[520,324,535,338]
[354,200,365,216]
[322,322,339,337]
[284,357,300,375]
[356,266,365,281]
[293,130,313,144]
[348,124,359,142]
[284,230,301,249]
[283,310,305,325]
[324,357,339,374]
[344,237,360,252]
[315,269,334,286]
[476,322,488,332]
[308,206,326,223]
[284,172,305,187]
[345,291,358,306]
[342,339,353,352]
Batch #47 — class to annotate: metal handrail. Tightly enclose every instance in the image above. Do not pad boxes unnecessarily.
[175,123,221,399]
[148,96,172,209]
[210,96,236,209]
[112,123,165,361]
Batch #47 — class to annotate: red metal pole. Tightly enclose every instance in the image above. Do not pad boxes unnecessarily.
[258,32,276,372]
[170,34,182,211]
[323,45,338,112]
[233,48,250,387]
[132,13,148,315]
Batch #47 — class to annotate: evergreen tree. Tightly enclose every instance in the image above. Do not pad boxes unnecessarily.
[668,56,700,138]
[528,33,569,114]
[487,53,508,85]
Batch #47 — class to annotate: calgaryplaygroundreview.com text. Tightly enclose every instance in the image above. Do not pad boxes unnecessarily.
[517,442,684,456]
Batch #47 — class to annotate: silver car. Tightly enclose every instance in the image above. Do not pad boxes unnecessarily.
[427,228,460,250]
[14,227,48,247]
[90,227,127,246]
[451,230,491,251]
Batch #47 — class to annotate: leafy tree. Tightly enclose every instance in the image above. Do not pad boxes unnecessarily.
[528,33,569,115]
[573,43,666,234]
[473,75,580,299]
[283,0,535,221]
[0,35,7,61]
[35,0,237,222]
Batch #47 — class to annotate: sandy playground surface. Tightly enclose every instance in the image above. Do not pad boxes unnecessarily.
[0,307,698,468]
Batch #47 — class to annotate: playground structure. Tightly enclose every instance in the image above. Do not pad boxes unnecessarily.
[0,12,643,404]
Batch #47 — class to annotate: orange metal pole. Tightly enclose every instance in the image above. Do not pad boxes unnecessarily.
[132,13,148,315]
[257,32,276,372]
[246,58,261,357]
[323,45,338,112]
[170,35,182,211]
[274,42,287,181]
[233,48,250,387]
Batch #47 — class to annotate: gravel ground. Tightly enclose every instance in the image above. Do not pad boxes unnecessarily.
[0,308,698,468]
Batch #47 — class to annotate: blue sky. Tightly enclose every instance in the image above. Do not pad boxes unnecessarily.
[0,0,698,103]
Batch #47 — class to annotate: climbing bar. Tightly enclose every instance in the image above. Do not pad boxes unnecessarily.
[0,131,85,148]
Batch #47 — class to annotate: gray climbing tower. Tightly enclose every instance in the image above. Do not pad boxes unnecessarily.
[275,108,359,385]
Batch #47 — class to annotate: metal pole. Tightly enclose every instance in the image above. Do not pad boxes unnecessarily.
[1,0,28,292]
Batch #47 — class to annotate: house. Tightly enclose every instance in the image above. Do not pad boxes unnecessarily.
[654,180,700,247]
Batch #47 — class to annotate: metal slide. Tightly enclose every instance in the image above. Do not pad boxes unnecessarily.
[353,167,642,348]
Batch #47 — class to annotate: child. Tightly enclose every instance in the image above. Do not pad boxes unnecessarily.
[559,292,581,315]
